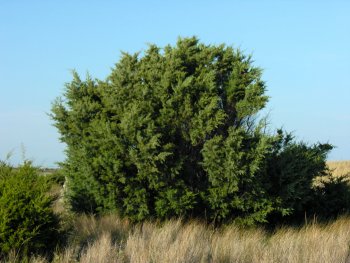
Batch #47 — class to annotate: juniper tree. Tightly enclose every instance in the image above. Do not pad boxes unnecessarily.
[52,37,332,225]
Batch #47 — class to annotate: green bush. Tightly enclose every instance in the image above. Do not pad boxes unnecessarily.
[51,37,335,225]
[0,161,58,257]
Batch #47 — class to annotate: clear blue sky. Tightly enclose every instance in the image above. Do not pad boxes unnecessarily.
[1,1,349,167]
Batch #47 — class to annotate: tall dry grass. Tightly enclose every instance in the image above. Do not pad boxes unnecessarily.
[125,218,350,263]
[18,214,350,263]
[52,213,130,262]
[79,232,122,263]
[124,220,212,263]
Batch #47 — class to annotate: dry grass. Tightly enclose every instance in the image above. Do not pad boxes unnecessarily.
[260,218,350,263]
[313,161,350,188]
[124,220,212,263]
[55,213,130,261]
[17,214,350,263]
[328,161,350,177]
[79,232,122,263]
[49,183,65,215]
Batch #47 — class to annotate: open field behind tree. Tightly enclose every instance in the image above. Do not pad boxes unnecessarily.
[328,161,350,177]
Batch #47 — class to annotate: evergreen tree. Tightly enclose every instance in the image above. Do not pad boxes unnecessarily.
[52,37,333,225]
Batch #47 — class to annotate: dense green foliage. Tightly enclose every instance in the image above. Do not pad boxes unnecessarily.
[52,37,336,225]
[0,161,58,257]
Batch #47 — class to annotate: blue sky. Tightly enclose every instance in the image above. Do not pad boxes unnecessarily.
[0,1,349,167]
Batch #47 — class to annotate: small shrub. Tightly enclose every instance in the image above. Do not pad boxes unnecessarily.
[0,161,59,257]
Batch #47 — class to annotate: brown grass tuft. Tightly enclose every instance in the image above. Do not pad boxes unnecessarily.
[79,232,121,263]
[124,220,212,263]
